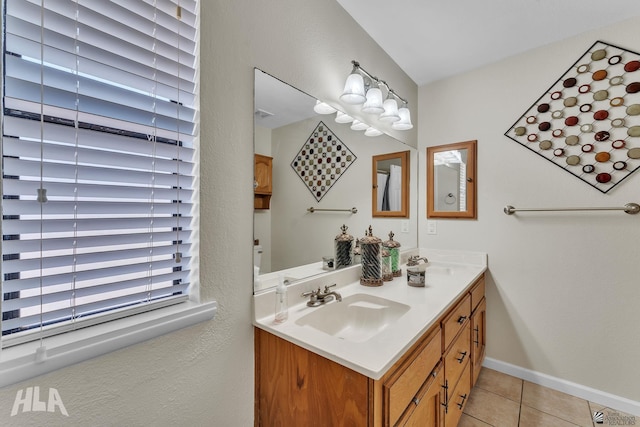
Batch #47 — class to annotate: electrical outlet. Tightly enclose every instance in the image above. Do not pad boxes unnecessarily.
[401,220,409,233]
[427,220,437,235]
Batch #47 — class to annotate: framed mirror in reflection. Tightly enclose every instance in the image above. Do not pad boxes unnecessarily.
[427,140,477,219]
[372,150,409,218]
[253,68,418,293]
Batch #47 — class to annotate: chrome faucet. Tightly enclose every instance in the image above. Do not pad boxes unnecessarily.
[301,284,342,307]
[407,255,428,266]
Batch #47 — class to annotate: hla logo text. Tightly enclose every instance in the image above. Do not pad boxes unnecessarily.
[11,387,68,417]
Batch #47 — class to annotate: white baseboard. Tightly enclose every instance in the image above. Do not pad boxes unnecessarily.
[483,357,640,417]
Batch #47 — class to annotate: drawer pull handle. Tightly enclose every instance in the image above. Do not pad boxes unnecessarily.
[412,397,420,405]
[457,315,467,324]
[474,326,480,346]
[457,393,468,410]
[456,351,467,363]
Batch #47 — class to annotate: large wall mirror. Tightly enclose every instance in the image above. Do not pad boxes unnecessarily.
[254,68,418,292]
[372,151,409,218]
[427,140,477,219]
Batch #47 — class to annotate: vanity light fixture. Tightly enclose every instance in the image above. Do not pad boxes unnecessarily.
[379,91,400,123]
[350,119,369,131]
[335,111,354,123]
[339,62,367,104]
[364,127,383,137]
[314,100,337,115]
[339,60,411,130]
[361,80,384,114]
[392,101,413,130]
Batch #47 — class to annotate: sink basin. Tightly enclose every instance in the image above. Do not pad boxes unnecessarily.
[295,293,410,343]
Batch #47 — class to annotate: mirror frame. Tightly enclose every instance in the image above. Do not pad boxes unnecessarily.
[427,140,477,219]
[372,150,410,218]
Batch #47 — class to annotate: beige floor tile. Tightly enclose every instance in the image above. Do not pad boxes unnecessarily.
[521,381,592,426]
[589,402,638,426]
[458,413,494,427]
[464,387,520,427]
[519,405,582,427]
[475,368,523,403]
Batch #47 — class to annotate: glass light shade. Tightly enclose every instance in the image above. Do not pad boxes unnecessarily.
[364,127,383,137]
[392,106,413,130]
[314,100,337,114]
[340,73,366,104]
[361,85,384,114]
[379,97,400,122]
[335,111,354,123]
[350,119,369,131]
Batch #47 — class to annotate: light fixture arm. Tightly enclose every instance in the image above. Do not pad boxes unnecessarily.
[350,60,408,106]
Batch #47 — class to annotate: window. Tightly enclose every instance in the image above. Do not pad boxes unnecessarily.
[1,0,213,384]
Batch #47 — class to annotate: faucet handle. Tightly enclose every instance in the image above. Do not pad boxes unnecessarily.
[301,287,320,298]
[323,284,336,292]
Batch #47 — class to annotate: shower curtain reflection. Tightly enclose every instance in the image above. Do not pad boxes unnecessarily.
[377,164,402,211]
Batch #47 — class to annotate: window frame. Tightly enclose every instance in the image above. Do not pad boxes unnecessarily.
[0,0,216,387]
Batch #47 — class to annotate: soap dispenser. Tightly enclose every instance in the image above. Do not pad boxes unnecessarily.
[274,274,288,324]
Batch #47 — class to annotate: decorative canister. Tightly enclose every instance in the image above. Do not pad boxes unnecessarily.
[360,226,382,286]
[381,248,393,281]
[383,231,402,277]
[352,238,361,265]
[334,224,354,270]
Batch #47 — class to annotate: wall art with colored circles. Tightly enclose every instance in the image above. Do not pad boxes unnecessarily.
[290,121,357,202]
[506,41,640,193]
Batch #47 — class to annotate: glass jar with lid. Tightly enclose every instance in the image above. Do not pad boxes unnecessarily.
[382,231,402,278]
[360,226,382,286]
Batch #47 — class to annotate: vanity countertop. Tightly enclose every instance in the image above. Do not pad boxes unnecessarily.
[253,249,487,380]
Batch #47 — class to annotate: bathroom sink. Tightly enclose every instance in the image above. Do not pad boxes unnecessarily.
[295,294,410,343]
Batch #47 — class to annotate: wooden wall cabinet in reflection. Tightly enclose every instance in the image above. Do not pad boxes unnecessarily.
[254,154,272,209]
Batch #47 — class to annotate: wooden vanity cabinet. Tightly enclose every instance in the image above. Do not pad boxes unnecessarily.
[254,273,486,427]
[254,154,272,209]
[470,276,486,386]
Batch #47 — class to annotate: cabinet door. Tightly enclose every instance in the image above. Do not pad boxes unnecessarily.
[471,297,486,386]
[384,328,442,426]
[398,362,445,427]
[254,154,272,194]
[444,362,471,427]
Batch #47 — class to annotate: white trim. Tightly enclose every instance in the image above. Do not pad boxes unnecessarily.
[0,300,217,387]
[483,357,640,417]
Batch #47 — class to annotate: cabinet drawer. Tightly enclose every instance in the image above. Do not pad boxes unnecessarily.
[385,327,442,427]
[444,320,470,389]
[442,293,471,351]
[470,275,485,313]
[444,361,471,427]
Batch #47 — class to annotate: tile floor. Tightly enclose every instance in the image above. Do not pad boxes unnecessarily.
[460,368,637,426]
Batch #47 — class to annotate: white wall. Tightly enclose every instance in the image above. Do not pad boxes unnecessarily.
[0,1,417,425]
[419,17,640,402]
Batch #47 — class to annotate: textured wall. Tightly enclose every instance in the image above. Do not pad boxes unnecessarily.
[0,1,416,425]
[418,17,640,402]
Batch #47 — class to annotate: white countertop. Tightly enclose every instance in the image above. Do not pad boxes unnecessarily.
[253,249,487,380]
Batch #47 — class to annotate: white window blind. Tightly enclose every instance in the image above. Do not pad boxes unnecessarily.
[2,0,199,345]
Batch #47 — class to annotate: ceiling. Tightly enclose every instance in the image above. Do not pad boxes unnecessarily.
[336,0,640,86]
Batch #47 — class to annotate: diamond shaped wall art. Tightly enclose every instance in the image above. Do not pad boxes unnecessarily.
[506,41,640,193]
[291,121,356,202]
